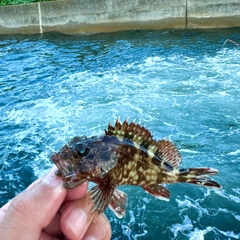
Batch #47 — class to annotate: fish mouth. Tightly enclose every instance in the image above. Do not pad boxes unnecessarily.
[51,152,87,188]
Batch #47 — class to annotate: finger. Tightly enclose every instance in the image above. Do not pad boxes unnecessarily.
[0,167,63,235]
[0,211,5,224]
[82,214,112,240]
[0,198,12,224]
[0,174,44,222]
[65,181,88,201]
[61,196,94,240]
[43,171,89,236]
[0,200,12,213]
[43,211,62,236]
[25,167,56,192]
[0,167,67,240]
[26,175,43,190]
[0,172,46,215]
[39,230,61,240]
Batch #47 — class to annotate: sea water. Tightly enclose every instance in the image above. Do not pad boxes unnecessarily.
[0,29,239,239]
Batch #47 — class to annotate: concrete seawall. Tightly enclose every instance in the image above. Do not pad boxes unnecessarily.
[0,0,240,35]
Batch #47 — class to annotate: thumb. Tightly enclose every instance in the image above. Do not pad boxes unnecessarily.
[0,167,67,240]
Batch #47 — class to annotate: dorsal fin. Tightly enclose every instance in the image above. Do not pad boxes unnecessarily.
[155,139,182,167]
[105,119,182,168]
[105,119,156,149]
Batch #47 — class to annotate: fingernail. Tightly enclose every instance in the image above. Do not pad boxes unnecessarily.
[43,167,62,188]
[66,208,87,238]
[82,237,97,240]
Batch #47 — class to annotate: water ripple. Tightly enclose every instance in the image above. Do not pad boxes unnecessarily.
[0,29,240,239]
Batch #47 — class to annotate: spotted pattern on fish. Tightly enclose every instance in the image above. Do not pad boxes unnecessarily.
[51,119,221,218]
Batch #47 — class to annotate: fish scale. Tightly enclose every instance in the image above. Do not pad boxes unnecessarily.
[51,119,221,218]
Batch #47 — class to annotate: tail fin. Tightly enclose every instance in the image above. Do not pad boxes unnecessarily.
[178,168,221,189]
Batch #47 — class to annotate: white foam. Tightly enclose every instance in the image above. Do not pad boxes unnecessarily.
[187,226,212,240]
[217,207,240,223]
[143,56,165,66]
[176,196,209,221]
[1,31,240,239]
[217,189,240,204]
[180,149,200,154]
[171,217,240,239]
[170,215,193,238]
[227,149,240,156]
[120,209,148,240]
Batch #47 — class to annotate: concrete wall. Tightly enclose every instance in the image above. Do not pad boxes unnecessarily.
[188,0,240,28]
[0,0,239,35]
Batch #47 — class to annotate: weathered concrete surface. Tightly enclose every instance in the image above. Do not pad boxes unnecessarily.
[40,0,186,34]
[0,0,240,35]
[0,0,186,35]
[188,0,240,28]
[0,3,39,34]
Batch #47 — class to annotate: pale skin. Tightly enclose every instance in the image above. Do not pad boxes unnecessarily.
[0,167,112,240]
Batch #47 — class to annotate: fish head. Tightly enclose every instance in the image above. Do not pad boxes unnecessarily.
[51,135,119,188]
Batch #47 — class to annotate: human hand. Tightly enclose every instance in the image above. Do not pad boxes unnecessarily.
[0,167,111,240]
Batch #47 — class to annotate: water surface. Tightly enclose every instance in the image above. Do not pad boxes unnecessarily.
[0,29,240,239]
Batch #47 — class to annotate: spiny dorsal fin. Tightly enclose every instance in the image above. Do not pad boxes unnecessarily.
[105,119,181,168]
[105,119,156,149]
[155,139,182,168]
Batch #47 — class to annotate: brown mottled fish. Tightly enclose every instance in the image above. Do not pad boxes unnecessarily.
[51,119,221,218]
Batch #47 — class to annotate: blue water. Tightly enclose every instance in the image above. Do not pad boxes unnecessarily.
[0,29,240,239]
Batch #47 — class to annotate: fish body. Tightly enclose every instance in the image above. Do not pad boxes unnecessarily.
[51,119,221,218]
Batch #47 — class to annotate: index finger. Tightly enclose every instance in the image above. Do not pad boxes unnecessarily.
[65,181,89,201]
[0,173,44,219]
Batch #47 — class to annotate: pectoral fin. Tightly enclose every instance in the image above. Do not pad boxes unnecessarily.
[109,189,127,218]
[88,184,114,215]
[142,184,170,201]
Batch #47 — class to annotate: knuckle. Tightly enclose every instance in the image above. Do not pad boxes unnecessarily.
[10,190,38,219]
[10,196,28,217]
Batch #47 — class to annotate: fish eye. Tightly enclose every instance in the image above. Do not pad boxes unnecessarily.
[73,144,90,157]
[77,148,89,156]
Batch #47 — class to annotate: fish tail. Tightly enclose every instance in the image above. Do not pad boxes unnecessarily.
[178,168,221,189]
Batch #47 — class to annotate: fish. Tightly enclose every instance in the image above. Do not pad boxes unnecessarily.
[51,119,221,218]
